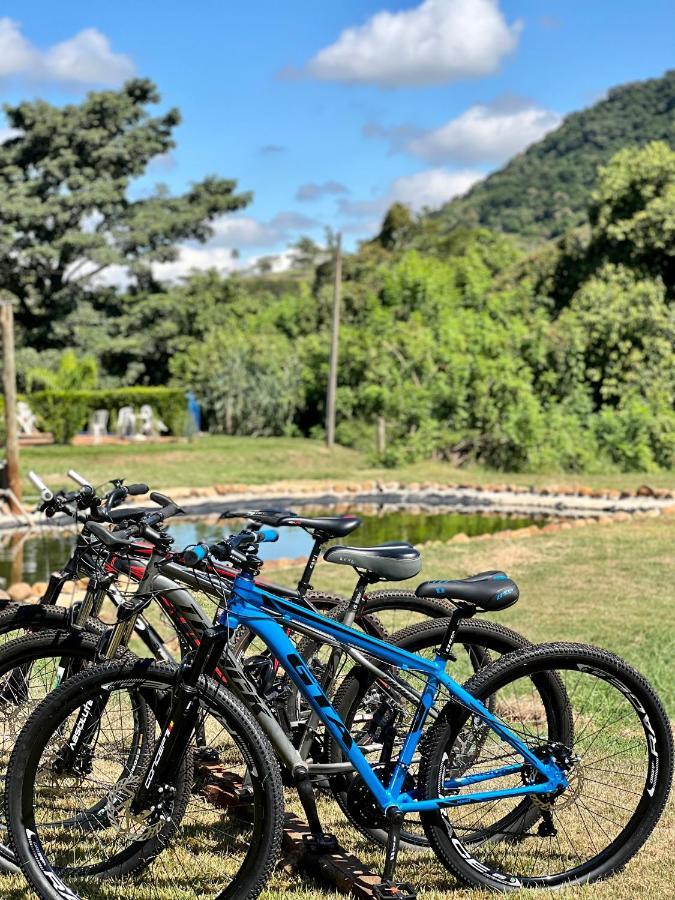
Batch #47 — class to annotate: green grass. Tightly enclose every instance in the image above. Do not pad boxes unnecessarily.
[2,517,674,899]
[18,434,675,496]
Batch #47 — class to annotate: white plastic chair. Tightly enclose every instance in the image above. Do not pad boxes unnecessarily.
[88,409,109,444]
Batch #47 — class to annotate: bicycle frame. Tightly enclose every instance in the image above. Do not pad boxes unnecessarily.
[223,570,568,815]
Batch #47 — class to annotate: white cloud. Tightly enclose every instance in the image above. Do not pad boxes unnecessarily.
[42,28,134,85]
[0,18,35,77]
[306,0,522,87]
[407,100,561,164]
[340,168,482,220]
[0,18,134,86]
[210,212,320,248]
[389,168,483,210]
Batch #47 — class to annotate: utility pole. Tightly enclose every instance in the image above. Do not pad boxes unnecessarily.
[1,299,21,511]
[325,232,342,449]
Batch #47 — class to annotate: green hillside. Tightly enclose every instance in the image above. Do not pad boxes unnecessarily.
[430,69,675,242]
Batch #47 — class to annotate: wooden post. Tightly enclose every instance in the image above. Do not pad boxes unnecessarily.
[325,233,342,449]
[1,300,21,510]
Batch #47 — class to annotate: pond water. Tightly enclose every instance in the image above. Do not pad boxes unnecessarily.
[0,506,545,589]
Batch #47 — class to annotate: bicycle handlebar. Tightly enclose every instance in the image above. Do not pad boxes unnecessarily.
[28,470,53,502]
[182,527,278,567]
[67,469,91,488]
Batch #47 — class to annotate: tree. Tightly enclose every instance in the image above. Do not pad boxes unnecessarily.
[0,79,251,344]
[588,141,675,291]
[25,349,98,391]
[375,202,414,250]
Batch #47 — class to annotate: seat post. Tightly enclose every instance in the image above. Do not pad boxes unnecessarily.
[344,571,372,626]
[437,602,476,660]
[297,533,325,596]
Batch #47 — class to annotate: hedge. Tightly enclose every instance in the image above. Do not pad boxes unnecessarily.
[20,388,188,444]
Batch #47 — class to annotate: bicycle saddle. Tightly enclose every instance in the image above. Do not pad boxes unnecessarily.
[279,514,362,538]
[416,571,519,612]
[324,542,421,581]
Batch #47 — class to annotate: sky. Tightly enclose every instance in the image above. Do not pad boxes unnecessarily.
[0,0,674,279]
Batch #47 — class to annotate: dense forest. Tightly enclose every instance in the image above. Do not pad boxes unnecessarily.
[1,73,673,474]
[429,69,675,242]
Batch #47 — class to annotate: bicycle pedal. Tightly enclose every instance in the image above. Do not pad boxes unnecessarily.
[302,832,339,854]
[372,882,417,900]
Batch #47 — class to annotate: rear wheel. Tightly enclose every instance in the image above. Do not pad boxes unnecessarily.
[419,643,673,890]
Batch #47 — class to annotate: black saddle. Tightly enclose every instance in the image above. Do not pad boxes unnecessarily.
[223,508,361,539]
[324,542,421,582]
[416,570,519,612]
[279,514,361,539]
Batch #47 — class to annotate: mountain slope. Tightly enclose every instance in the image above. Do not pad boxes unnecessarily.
[431,69,675,242]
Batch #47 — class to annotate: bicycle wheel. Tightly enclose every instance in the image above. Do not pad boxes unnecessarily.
[328,617,543,849]
[419,642,673,890]
[0,628,138,873]
[6,658,285,900]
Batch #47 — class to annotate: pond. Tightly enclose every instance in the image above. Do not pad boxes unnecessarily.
[0,505,546,589]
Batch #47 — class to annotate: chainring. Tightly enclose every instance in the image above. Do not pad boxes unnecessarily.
[345,763,415,830]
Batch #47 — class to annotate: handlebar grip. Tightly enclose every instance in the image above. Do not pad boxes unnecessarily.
[258,528,279,543]
[28,471,53,502]
[150,491,173,507]
[67,469,91,488]
[183,543,209,566]
[127,483,149,496]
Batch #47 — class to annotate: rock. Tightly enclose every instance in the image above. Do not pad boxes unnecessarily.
[31,581,49,597]
[0,590,11,601]
[213,484,230,495]
[596,516,614,525]
[559,522,573,530]
[360,481,376,493]
[450,533,470,543]
[405,482,420,493]
[8,582,33,602]
[605,489,621,500]
[662,504,675,516]
[612,512,632,523]
[578,486,594,497]
[541,523,561,534]
[636,485,655,497]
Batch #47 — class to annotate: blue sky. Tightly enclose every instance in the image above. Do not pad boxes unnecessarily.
[1,1,674,276]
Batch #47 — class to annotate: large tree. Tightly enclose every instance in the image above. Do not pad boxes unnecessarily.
[0,78,251,343]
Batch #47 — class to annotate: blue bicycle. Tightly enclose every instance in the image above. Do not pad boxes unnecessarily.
[5,525,672,898]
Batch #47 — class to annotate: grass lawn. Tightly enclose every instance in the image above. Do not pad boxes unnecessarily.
[2,516,673,899]
[19,434,675,496]
[268,517,675,900]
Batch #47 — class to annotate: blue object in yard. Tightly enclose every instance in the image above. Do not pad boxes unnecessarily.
[186,391,201,433]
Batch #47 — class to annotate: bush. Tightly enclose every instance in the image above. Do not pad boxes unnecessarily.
[27,388,188,444]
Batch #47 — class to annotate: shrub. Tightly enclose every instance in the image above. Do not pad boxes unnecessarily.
[27,388,188,444]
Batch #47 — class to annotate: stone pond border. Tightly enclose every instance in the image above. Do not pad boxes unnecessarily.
[3,478,673,599]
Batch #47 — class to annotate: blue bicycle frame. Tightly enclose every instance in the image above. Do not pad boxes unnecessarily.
[224,570,568,817]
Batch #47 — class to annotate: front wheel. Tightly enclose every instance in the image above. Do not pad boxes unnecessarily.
[419,642,673,890]
[6,659,285,900]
